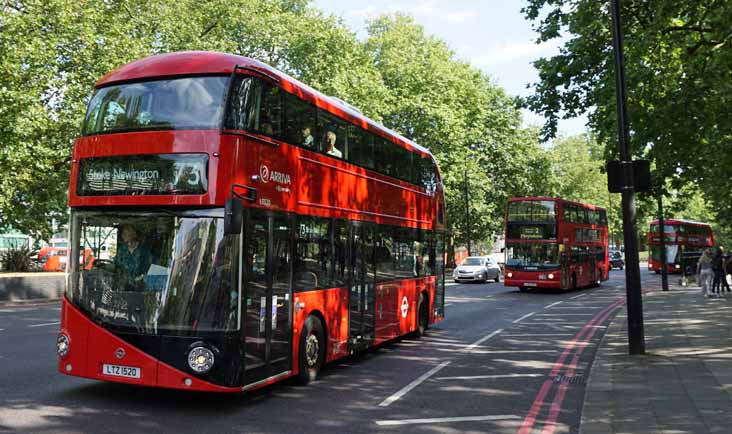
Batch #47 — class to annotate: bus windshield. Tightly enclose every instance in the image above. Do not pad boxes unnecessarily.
[83,76,228,135]
[507,200,556,222]
[68,211,240,334]
[505,242,559,270]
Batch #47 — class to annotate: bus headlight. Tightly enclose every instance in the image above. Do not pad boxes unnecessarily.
[188,346,215,374]
[507,272,513,278]
[675,264,681,269]
[57,334,70,358]
[548,273,555,280]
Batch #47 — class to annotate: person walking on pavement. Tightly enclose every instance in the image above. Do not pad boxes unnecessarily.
[711,246,729,296]
[697,249,715,298]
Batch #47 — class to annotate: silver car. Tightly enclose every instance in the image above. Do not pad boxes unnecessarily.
[453,256,502,283]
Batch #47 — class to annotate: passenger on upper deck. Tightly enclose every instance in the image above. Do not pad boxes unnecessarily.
[301,126,314,148]
[325,130,342,158]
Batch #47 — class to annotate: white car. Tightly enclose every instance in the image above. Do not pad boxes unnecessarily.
[453,256,502,283]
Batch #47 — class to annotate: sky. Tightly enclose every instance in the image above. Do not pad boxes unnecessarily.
[311,0,588,136]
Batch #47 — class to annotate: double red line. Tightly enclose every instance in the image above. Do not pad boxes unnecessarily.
[517,297,626,434]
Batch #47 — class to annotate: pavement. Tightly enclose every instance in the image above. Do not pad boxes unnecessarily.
[581,274,732,434]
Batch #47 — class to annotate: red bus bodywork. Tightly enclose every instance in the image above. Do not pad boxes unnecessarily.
[503,197,609,291]
[59,52,446,392]
[647,219,713,274]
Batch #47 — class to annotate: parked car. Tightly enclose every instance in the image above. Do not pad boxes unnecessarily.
[609,250,624,270]
[453,256,502,283]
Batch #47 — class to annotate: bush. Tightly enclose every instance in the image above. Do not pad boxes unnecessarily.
[1,245,39,272]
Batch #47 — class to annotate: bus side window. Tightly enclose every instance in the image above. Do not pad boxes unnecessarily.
[348,126,374,168]
[316,109,347,159]
[225,77,282,138]
[374,137,394,177]
[284,93,317,149]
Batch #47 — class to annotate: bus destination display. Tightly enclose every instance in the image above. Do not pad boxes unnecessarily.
[77,154,208,196]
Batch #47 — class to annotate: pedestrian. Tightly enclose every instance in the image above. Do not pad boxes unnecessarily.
[697,248,714,298]
[711,246,729,296]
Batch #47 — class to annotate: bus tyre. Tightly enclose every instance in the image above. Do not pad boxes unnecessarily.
[298,315,325,384]
[415,293,429,338]
[571,274,577,290]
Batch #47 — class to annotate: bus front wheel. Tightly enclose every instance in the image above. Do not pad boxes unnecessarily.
[298,315,325,384]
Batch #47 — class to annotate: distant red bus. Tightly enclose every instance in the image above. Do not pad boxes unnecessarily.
[647,219,713,274]
[59,52,447,393]
[503,197,609,291]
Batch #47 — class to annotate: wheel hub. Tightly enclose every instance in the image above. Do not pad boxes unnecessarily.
[305,334,319,367]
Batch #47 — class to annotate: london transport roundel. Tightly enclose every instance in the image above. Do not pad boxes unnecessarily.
[401,296,409,318]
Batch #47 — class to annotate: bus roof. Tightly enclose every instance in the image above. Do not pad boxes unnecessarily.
[96,51,435,161]
[507,197,606,211]
[649,218,712,227]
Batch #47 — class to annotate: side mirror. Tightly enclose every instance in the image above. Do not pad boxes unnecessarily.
[224,197,243,234]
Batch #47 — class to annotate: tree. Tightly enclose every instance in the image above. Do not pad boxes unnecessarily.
[522,0,732,230]
[0,0,384,238]
[364,14,553,247]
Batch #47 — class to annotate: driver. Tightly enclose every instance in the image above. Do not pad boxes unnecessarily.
[115,225,152,290]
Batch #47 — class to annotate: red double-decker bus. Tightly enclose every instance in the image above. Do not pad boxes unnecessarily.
[58,52,446,392]
[647,219,713,274]
[503,197,609,292]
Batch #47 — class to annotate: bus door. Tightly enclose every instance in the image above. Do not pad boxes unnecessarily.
[242,210,293,386]
[348,223,376,351]
[560,247,570,289]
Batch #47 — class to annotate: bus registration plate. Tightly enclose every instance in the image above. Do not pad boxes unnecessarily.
[102,364,140,379]
[524,283,537,287]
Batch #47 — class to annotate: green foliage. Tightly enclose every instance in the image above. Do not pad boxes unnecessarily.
[364,14,554,244]
[522,0,732,232]
[1,245,37,272]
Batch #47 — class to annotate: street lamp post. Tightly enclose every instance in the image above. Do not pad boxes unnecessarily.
[610,0,645,355]
[464,170,471,256]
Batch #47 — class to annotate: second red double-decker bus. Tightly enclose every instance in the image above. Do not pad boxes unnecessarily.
[58,51,446,392]
[503,197,609,292]
[647,219,714,274]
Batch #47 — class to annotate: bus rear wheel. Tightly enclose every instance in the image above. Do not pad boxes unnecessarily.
[298,315,325,384]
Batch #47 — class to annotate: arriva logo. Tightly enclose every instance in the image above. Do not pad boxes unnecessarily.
[259,164,270,183]
[259,164,291,185]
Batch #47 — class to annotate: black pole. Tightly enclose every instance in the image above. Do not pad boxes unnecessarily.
[464,170,471,256]
[610,0,645,355]
[658,194,669,291]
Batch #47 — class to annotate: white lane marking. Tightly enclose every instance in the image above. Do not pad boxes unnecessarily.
[378,361,451,407]
[512,312,536,324]
[28,321,60,328]
[544,301,563,309]
[535,313,594,316]
[464,329,503,352]
[501,333,574,337]
[444,303,453,307]
[376,415,521,426]
[0,328,4,331]
[437,373,544,380]
[570,293,588,299]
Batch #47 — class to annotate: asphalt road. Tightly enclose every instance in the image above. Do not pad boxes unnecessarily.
[0,269,650,434]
